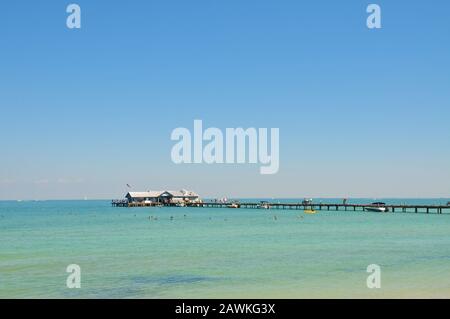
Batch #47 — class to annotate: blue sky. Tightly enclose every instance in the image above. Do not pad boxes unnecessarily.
[1,0,449,199]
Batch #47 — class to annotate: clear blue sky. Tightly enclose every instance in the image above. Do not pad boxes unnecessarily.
[1,0,449,199]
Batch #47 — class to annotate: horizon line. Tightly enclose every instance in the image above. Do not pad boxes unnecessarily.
[1,196,450,202]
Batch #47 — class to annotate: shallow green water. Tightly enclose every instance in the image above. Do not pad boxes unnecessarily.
[1,199,450,298]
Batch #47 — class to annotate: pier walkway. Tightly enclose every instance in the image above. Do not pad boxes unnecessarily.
[190,202,448,214]
[112,200,450,214]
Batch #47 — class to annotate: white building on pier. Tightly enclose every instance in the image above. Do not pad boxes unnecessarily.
[125,189,200,204]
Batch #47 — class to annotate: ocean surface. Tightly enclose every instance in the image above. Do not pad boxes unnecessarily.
[1,199,450,299]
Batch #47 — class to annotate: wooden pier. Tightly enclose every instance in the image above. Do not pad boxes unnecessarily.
[111,200,163,207]
[188,202,449,214]
[112,200,450,214]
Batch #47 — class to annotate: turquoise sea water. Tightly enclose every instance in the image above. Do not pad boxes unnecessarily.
[1,199,450,299]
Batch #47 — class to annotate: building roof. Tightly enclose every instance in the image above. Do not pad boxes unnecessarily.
[126,190,199,198]
[167,189,199,197]
[126,191,163,198]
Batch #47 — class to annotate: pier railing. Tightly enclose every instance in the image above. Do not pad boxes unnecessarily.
[111,200,449,214]
[192,202,449,214]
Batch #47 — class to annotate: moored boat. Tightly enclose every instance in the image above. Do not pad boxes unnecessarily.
[365,202,388,212]
[258,201,270,209]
